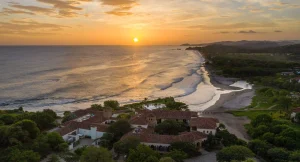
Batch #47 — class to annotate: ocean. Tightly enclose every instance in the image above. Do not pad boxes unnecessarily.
[0,46,250,113]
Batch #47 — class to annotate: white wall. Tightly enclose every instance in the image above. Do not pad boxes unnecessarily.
[131,124,148,129]
[196,128,216,135]
[79,128,91,136]
[142,142,170,147]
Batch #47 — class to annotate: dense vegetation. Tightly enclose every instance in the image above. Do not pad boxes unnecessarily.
[0,108,68,162]
[154,120,187,135]
[246,114,300,162]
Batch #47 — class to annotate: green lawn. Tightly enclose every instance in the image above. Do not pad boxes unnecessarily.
[229,110,279,120]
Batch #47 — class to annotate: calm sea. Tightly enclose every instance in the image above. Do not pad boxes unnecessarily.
[0,46,204,112]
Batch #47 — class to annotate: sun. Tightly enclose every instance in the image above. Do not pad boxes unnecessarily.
[133,37,139,43]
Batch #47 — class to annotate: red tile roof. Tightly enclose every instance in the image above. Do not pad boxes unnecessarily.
[121,128,207,144]
[129,110,198,125]
[292,108,300,113]
[152,110,198,120]
[57,121,108,136]
[190,117,219,129]
[57,108,109,136]
[129,114,148,125]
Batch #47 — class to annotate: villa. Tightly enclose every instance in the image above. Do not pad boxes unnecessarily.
[56,108,115,149]
[129,109,198,128]
[121,127,207,152]
[57,108,219,150]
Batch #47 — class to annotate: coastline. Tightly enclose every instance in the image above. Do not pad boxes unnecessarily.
[199,53,255,141]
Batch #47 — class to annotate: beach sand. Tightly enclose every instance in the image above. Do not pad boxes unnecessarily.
[201,66,255,141]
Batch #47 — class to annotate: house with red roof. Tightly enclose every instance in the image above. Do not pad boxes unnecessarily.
[129,109,219,135]
[190,117,220,135]
[121,127,207,152]
[56,107,115,149]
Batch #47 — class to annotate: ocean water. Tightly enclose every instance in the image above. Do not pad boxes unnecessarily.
[0,46,251,113]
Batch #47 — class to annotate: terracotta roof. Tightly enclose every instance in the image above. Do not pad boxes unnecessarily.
[57,121,108,136]
[129,110,198,125]
[152,110,197,120]
[129,114,148,125]
[58,108,110,136]
[122,128,207,144]
[292,108,300,113]
[190,117,219,129]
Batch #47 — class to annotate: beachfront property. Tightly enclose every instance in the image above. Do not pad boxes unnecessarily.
[129,109,219,135]
[291,108,300,122]
[56,108,116,149]
[57,108,219,150]
[129,109,198,128]
[121,127,207,152]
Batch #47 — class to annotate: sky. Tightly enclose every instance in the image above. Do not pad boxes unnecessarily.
[0,0,299,45]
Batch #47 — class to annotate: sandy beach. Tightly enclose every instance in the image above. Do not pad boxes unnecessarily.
[201,65,255,141]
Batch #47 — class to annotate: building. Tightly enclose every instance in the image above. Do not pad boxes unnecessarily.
[190,117,220,135]
[129,109,219,135]
[129,109,198,128]
[291,108,300,122]
[121,127,207,152]
[56,108,117,149]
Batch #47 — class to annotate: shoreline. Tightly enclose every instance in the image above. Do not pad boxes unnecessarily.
[199,53,254,141]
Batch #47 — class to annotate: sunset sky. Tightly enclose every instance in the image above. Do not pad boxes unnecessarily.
[0,0,299,45]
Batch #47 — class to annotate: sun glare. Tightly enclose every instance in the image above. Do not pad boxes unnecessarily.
[133,37,139,43]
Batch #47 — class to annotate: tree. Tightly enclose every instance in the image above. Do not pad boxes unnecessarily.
[251,114,273,127]
[278,96,292,111]
[216,145,254,162]
[267,147,289,162]
[113,137,140,155]
[145,156,159,162]
[31,112,56,130]
[8,148,40,162]
[47,132,67,151]
[202,133,221,151]
[127,144,160,162]
[48,154,60,162]
[170,142,199,157]
[75,146,87,156]
[99,133,114,149]
[261,132,275,143]
[43,109,57,119]
[159,157,175,162]
[0,114,16,125]
[248,139,271,157]
[215,130,246,147]
[32,134,51,158]
[165,101,188,111]
[13,119,40,139]
[107,120,131,142]
[80,146,113,162]
[104,100,119,109]
[165,150,187,162]
[91,104,103,110]
[155,120,186,135]
[289,150,300,162]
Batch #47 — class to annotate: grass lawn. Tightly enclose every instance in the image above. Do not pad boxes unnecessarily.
[229,110,278,120]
